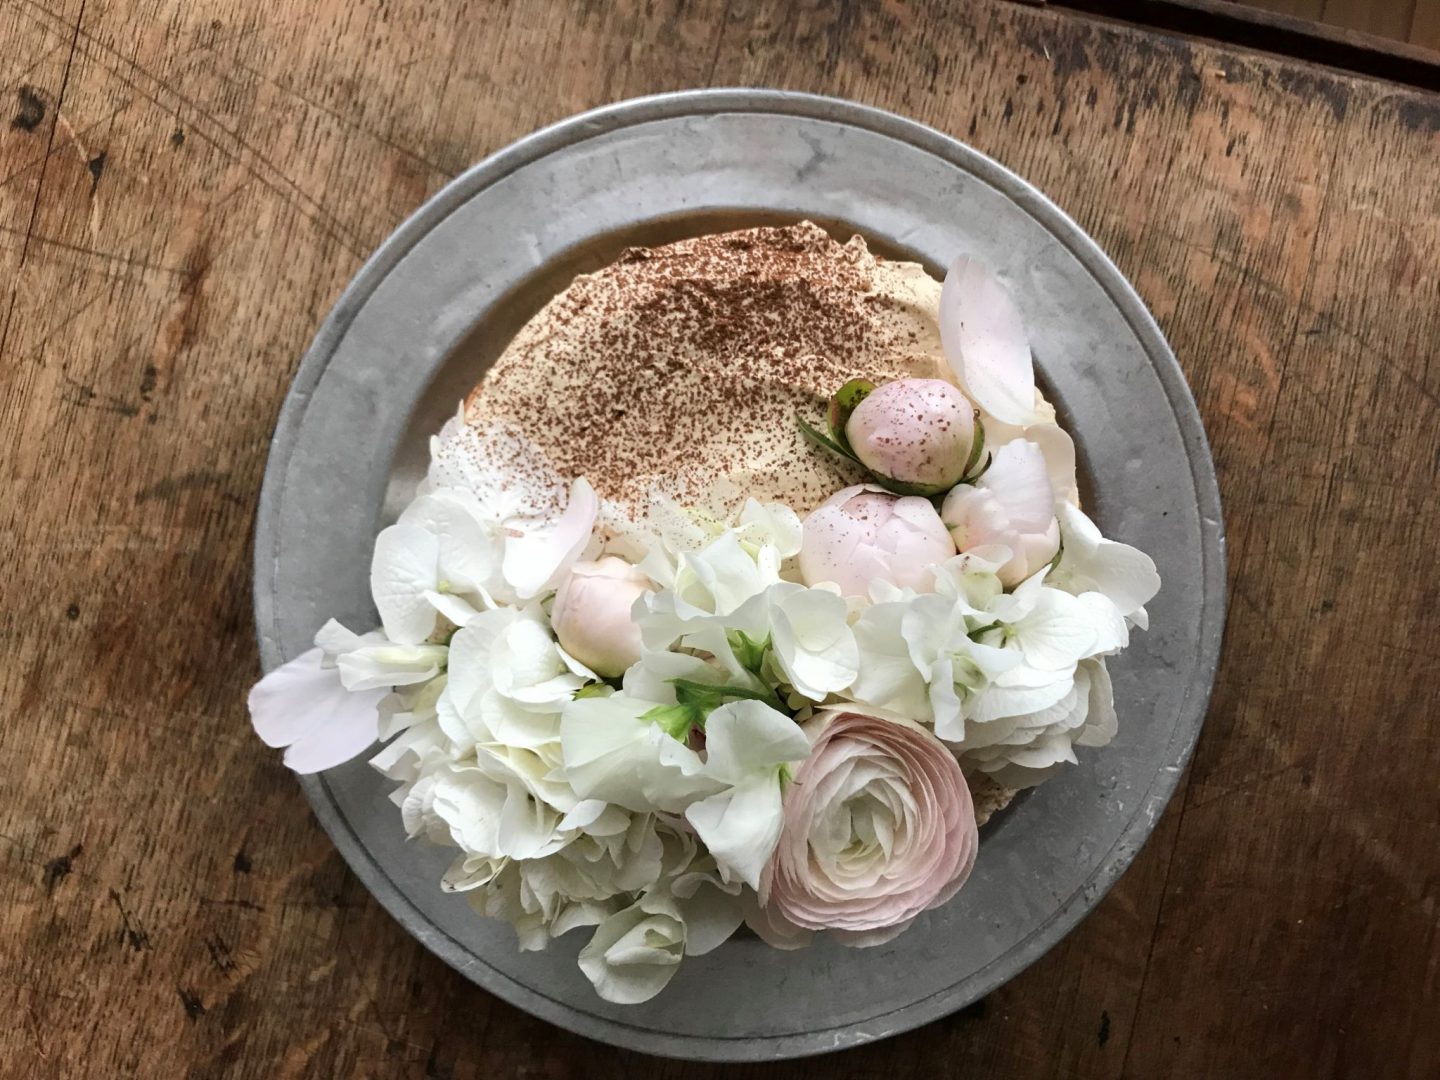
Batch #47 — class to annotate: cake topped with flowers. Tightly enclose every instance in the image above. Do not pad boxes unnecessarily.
[250,221,1160,1004]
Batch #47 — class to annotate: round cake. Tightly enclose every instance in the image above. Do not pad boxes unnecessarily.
[250,219,1161,1006]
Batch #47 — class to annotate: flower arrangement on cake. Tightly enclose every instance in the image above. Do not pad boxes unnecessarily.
[249,224,1159,1004]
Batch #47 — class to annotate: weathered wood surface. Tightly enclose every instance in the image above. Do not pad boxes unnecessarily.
[2,1,1436,1076]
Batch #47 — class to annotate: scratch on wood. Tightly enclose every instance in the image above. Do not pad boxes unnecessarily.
[108,888,150,952]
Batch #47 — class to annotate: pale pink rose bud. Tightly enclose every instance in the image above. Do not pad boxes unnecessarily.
[941,439,1060,587]
[755,710,979,945]
[798,485,955,598]
[550,557,651,678]
[844,378,976,495]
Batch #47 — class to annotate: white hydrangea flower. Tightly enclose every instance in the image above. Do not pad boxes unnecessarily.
[851,555,1125,772]
[371,478,598,644]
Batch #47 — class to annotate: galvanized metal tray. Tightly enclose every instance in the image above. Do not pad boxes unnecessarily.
[253,89,1225,1062]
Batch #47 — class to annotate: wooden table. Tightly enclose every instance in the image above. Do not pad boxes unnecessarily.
[3,1,1437,1076]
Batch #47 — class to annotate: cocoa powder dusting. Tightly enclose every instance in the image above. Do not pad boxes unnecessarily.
[464,221,948,520]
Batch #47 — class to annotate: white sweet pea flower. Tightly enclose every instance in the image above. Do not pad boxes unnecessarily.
[575,825,746,1004]
[248,646,386,774]
[578,892,687,1004]
[370,486,514,643]
[637,529,780,650]
[683,700,811,889]
[1050,502,1161,627]
[941,440,1060,588]
[679,582,859,703]
[560,694,721,813]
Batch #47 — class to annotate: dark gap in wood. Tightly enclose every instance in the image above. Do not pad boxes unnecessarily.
[1048,0,1440,91]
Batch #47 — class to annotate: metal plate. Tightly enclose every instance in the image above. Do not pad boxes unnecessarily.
[253,90,1225,1062]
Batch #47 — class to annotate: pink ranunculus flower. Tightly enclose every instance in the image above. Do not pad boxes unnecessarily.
[844,378,977,494]
[550,557,652,678]
[754,709,979,947]
[798,485,955,598]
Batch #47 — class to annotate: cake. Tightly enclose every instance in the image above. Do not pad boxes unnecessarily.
[250,219,1160,1004]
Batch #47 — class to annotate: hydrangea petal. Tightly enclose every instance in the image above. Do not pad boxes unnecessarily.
[370,523,440,644]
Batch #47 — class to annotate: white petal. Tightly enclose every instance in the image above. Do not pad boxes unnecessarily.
[851,603,931,717]
[1075,659,1118,747]
[247,648,386,772]
[702,700,810,781]
[560,695,717,813]
[939,255,1036,425]
[685,775,785,890]
[1055,503,1161,617]
[671,878,745,956]
[737,499,803,558]
[578,897,685,1005]
[1012,587,1095,670]
[370,523,440,644]
[770,587,860,700]
[424,589,484,628]
[400,488,503,596]
[503,477,598,600]
[336,643,447,691]
[969,666,1075,723]
[984,440,1055,532]
[1078,591,1129,654]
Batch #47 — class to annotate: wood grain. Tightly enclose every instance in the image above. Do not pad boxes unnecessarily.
[1,1,1437,1077]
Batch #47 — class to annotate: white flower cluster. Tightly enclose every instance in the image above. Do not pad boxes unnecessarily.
[248,255,1161,1004]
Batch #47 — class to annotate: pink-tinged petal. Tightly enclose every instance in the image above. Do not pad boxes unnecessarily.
[370,524,440,644]
[984,440,1054,531]
[503,477,598,600]
[939,256,1036,425]
[248,647,386,773]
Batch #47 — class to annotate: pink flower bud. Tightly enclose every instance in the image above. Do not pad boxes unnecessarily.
[844,379,975,495]
[798,485,955,598]
[550,557,651,678]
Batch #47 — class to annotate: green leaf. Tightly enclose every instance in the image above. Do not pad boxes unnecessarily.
[797,414,861,465]
[868,472,950,498]
[961,417,987,480]
[828,378,875,445]
[573,681,614,700]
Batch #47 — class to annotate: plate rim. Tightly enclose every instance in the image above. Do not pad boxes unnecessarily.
[253,88,1226,1062]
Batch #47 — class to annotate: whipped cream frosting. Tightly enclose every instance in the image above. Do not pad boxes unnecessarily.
[455,221,950,524]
